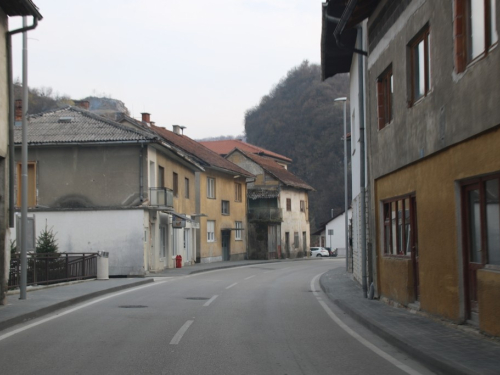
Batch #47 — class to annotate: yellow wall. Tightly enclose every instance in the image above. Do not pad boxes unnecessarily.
[156,152,196,215]
[477,269,500,336]
[376,126,500,329]
[199,169,247,260]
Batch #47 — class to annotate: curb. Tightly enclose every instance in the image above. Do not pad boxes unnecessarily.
[318,273,478,375]
[0,278,154,333]
[187,260,284,275]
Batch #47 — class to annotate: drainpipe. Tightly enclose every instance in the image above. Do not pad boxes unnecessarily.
[7,16,39,228]
[139,145,144,202]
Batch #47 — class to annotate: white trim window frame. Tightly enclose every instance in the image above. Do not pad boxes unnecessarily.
[207,177,215,199]
[207,220,215,242]
[235,221,242,240]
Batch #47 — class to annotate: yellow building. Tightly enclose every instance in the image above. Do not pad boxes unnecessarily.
[150,124,253,263]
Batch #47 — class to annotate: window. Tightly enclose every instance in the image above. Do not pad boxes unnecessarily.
[207,220,215,242]
[158,166,165,188]
[173,172,178,197]
[16,162,37,207]
[160,226,166,258]
[410,26,431,104]
[222,200,230,215]
[294,232,299,248]
[462,174,500,266]
[235,183,242,202]
[383,195,417,256]
[300,200,305,212]
[207,177,215,198]
[185,178,190,199]
[235,221,242,240]
[455,0,498,72]
[377,65,393,129]
[286,198,291,211]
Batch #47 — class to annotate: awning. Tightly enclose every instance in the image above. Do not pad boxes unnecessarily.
[171,212,195,222]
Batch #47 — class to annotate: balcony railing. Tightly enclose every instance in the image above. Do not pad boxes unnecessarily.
[149,187,174,207]
[248,207,283,223]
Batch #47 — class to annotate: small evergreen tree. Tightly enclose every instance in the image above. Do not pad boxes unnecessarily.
[36,222,58,254]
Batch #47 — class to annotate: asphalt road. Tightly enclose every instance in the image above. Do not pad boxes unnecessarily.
[0,259,434,375]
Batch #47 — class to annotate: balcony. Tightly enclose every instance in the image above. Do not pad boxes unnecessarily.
[149,187,174,207]
[248,207,283,223]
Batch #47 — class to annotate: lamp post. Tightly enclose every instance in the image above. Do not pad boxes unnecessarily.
[334,97,348,272]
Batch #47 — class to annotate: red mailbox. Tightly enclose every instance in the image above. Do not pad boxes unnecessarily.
[175,255,182,268]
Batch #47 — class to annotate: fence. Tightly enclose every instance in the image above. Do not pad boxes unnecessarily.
[8,252,98,289]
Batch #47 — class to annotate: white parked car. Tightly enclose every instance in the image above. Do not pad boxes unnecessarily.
[310,247,330,257]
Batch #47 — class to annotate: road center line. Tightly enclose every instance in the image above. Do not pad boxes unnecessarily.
[244,275,256,280]
[310,274,423,375]
[170,320,194,345]
[203,295,218,307]
[225,282,238,289]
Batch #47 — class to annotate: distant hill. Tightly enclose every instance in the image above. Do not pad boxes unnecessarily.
[244,61,350,230]
[14,83,129,118]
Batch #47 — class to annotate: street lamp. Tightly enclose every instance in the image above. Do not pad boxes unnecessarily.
[334,97,348,272]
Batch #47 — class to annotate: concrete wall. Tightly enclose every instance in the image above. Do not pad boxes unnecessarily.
[280,188,310,258]
[0,9,9,304]
[14,145,143,208]
[11,209,146,276]
[367,0,500,181]
[199,169,247,262]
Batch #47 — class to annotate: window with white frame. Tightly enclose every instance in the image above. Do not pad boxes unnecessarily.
[207,177,215,198]
[222,200,230,215]
[235,221,242,240]
[207,220,215,242]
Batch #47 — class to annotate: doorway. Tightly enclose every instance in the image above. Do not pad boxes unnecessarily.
[461,175,500,322]
[222,230,231,261]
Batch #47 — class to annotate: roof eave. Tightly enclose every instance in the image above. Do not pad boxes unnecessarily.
[1,0,43,20]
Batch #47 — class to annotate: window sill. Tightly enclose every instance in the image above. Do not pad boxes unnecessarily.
[383,254,411,259]
[484,265,500,273]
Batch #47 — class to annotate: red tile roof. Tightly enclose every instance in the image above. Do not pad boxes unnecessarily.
[234,149,314,191]
[150,126,254,178]
[200,139,292,163]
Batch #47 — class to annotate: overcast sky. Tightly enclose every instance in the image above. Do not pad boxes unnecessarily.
[11,0,322,139]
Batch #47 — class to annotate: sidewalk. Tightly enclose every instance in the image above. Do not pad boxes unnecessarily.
[0,259,281,333]
[319,267,500,375]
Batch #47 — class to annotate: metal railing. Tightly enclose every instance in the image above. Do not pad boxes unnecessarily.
[248,207,283,223]
[149,187,174,207]
[8,252,98,289]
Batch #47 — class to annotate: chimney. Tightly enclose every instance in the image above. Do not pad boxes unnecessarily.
[15,99,22,122]
[141,112,151,124]
[150,121,155,126]
[74,100,90,110]
[172,125,186,135]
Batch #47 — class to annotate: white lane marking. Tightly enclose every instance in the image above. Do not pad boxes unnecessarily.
[170,320,194,345]
[225,282,238,289]
[244,275,256,280]
[310,274,423,375]
[203,295,218,307]
[0,279,171,342]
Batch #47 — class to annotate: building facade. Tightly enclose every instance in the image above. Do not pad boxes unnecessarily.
[323,0,500,336]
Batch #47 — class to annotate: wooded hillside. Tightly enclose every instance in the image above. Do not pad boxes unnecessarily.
[244,61,350,230]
